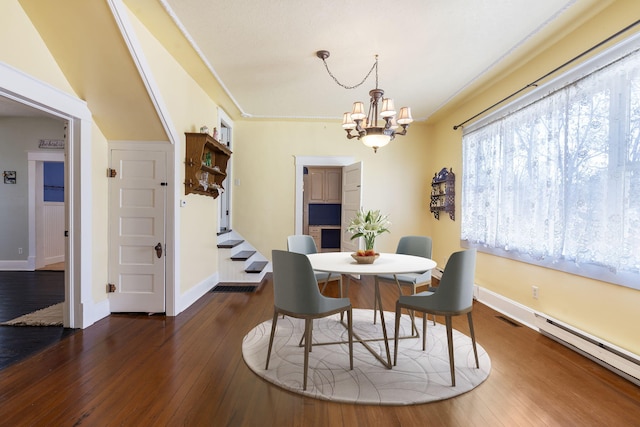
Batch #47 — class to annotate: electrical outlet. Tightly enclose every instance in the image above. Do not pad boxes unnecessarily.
[18,247,23,254]
[532,285,539,299]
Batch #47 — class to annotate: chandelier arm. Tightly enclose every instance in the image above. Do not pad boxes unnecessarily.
[393,124,410,136]
[319,54,378,90]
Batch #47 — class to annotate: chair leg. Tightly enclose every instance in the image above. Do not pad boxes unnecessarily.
[265,309,279,370]
[445,315,456,386]
[467,312,479,368]
[393,303,401,366]
[303,318,312,391]
[297,320,315,351]
[347,308,353,370]
[373,277,380,324]
[422,312,427,351]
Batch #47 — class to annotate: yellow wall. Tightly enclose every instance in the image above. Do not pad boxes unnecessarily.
[233,120,433,258]
[127,10,222,292]
[426,0,640,354]
[0,2,75,95]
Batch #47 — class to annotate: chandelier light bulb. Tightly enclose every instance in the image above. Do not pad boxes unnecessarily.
[380,98,396,117]
[342,112,356,129]
[351,102,366,120]
[397,107,414,125]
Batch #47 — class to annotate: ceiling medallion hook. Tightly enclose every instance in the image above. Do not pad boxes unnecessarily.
[316,50,413,153]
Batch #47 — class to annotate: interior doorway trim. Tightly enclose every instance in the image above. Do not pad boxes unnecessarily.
[1,62,94,329]
[294,156,355,235]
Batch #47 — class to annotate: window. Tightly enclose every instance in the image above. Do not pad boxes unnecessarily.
[461,35,640,289]
[43,161,64,202]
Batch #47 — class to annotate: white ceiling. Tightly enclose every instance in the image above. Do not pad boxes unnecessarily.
[162,0,605,121]
[1,0,606,122]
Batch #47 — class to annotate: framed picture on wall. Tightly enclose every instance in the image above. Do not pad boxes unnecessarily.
[3,171,16,184]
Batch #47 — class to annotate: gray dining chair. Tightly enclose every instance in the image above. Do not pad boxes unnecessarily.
[374,236,434,328]
[266,250,353,391]
[287,235,343,296]
[393,249,479,386]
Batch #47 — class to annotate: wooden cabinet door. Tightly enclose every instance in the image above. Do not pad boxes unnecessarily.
[308,168,325,203]
[325,168,342,203]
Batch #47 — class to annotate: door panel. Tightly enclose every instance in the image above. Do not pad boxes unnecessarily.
[109,149,166,313]
[341,162,362,253]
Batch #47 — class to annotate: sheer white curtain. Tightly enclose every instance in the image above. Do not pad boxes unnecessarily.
[462,44,640,289]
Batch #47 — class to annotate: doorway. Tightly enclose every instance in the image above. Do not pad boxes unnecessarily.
[1,61,94,329]
[218,108,233,233]
[294,156,360,252]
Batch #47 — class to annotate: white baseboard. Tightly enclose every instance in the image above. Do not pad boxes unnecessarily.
[475,285,640,384]
[0,260,31,270]
[177,272,219,314]
[475,286,538,330]
[80,298,110,329]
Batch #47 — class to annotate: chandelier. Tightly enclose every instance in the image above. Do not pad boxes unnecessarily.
[317,50,413,153]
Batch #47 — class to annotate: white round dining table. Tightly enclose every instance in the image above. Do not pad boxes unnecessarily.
[306,252,436,276]
[306,252,437,368]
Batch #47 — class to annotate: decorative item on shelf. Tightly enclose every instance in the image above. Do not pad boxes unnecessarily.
[200,171,209,191]
[211,182,224,193]
[347,208,391,263]
[212,127,219,141]
[430,167,455,221]
[316,50,413,153]
[199,125,209,134]
[184,132,232,199]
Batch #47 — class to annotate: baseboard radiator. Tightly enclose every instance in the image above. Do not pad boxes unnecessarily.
[534,313,640,386]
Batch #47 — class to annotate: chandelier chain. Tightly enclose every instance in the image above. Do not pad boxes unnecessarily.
[320,55,378,90]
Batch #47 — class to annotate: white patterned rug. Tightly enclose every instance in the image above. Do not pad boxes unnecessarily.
[242,309,491,405]
[1,303,63,326]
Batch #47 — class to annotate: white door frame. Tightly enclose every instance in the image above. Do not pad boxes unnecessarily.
[217,107,233,232]
[294,156,355,235]
[28,150,65,270]
[1,62,93,329]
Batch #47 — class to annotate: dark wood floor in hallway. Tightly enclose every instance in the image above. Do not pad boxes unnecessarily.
[0,271,76,370]
[1,274,639,426]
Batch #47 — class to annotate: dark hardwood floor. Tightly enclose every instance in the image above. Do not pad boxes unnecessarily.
[0,274,639,426]
[0,271,76,370]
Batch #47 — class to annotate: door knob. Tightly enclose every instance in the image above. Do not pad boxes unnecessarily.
[154,242,163,258]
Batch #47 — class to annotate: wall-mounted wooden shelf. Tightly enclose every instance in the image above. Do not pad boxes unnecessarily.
[430,167,455,220]
[184,132,232,198]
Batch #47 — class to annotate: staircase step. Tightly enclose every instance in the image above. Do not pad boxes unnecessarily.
[218,239,244,249]
[245,261,268,273]
[231,250,256,261]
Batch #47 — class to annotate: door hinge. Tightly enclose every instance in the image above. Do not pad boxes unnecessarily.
[107,168,117,178]
[107,283,116,293]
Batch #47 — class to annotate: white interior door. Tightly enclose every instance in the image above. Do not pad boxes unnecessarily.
[108,149,166,313]
[341,162,362,253]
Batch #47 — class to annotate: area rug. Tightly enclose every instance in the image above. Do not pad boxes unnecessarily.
[1,303,63,326]
[242,309,491,405]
